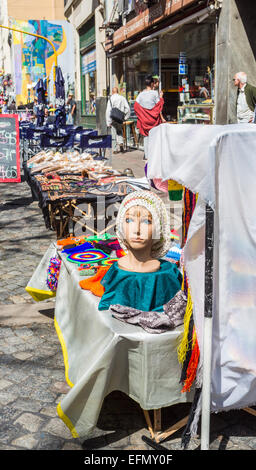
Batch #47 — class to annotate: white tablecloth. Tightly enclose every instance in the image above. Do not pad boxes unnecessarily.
[27,244,193,439]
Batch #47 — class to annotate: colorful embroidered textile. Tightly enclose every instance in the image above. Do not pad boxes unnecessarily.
[165,244,181,262]
[25,243,58,301]
[98,260,182,312]
[100,258,119,267]
[46,257,61,292]
[62,242,94,254]
[79,267,110,297]
[168,179,184,201]
[57,236,87,247]
[110,289,187,334]
[66,249,109,265]
[171,229,180,242]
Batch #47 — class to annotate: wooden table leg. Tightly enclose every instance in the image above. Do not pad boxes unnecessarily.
[143,406,188,444]
[154,409,162,433]
[155,416,189,443]
[244,407,256,417]
[142,409,155,439]
[131,122,138,146]
[123,123,127,151]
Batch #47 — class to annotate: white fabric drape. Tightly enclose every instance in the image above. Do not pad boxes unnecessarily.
[148,123,256,412]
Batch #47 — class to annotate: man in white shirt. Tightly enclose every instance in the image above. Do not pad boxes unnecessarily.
[106,87,130,153]
[233,72,256,123]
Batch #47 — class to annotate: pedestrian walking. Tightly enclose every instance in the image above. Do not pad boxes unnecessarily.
[153,74,166,123]
[233,71,256,123]
[134,75,164,160]
[32,96,39,119]
[106,87,130,153]
[153,75,160,91]
[2,98,8,113]
[43,107,55,125]
[8,99,17,112]
[66,93,76,125]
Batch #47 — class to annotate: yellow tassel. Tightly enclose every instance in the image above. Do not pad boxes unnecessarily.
[181,269,185,291]
[192,327,197,349]
[177,288,193,365]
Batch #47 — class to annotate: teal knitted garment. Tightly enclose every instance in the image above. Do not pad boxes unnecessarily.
[98,260,182,312]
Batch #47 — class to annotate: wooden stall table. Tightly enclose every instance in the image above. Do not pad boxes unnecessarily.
[23,162,125,239]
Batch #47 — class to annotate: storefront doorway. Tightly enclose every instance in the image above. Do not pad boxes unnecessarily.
[160,20,216,123]
[110,16,216,147]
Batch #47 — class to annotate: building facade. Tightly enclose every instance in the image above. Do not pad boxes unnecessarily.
[64,0,107,128]
[104,0,256,127]
[0,0,13,75]
[0,0,65,74]
[7,0,65,20]
[0,0,67,104]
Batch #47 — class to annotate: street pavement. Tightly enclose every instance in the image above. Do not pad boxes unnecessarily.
[0,148,256,451]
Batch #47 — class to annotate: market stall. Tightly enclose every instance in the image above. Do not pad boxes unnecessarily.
[147,122,256,449]
[25,223,193,440]
[23,148,149,238]
[22,122,200,443]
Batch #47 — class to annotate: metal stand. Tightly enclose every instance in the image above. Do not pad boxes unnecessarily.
[201,204,214,450]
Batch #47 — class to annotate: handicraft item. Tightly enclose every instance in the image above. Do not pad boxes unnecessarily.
[66,249,109,265]
[46,257,62,291]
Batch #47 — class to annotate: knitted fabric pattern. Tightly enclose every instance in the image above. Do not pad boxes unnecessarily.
[79,267,110,297]
[46,257,61,292]
[115,190,171,259]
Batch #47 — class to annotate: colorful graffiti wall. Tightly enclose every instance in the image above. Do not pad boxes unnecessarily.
[11,20,75,105]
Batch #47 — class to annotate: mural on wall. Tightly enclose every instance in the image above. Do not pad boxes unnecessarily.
[11,19,75,105]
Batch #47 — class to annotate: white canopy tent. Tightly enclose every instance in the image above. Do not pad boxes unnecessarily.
[147,123,256,449]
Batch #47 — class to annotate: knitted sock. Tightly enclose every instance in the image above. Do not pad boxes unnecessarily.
[79,267,109,297]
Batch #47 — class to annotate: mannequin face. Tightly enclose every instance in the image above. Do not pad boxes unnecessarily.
[123,206,153,252]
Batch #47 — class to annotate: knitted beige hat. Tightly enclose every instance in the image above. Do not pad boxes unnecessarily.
[115,190,170,259]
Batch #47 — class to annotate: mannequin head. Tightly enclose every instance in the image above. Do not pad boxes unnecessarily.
[116,190,170,261]
[122,205,153,255]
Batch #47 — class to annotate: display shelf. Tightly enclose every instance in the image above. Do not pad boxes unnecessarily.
[177,104,214,124]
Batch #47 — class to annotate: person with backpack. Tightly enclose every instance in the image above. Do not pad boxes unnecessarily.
[106,87,130,153]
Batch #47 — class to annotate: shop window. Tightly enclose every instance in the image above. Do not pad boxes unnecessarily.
[114,40,159,103]
[81,49,97,116]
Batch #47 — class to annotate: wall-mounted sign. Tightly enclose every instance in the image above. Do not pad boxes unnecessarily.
[179,64,188,75]
[81,49,96,75]
[106,0,198,50]
[0,114,21,183]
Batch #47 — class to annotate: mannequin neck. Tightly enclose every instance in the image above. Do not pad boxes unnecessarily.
[118,248,160,273]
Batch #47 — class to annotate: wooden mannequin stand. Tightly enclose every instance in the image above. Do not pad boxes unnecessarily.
[142,408,189,445]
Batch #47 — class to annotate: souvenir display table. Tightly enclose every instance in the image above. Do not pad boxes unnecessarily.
[26,241,193,440]
[23,149,149,238]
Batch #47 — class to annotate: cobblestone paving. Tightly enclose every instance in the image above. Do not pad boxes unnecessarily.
[0,160,256,451]
[0,176,55,305]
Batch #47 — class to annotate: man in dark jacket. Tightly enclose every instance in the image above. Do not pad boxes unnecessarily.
[233,72,256,123]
